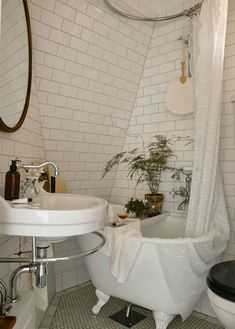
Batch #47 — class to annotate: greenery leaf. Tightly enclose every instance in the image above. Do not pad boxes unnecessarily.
[102,135,181,194]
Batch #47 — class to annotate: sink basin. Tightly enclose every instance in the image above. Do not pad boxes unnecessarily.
[0,193,108,238]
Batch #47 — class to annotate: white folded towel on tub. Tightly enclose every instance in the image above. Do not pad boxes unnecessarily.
[100,220,142,283]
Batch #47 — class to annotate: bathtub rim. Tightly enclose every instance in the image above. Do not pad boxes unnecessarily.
[105,211,221,245]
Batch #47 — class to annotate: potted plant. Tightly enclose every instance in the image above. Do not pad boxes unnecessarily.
[102,135,176,216]
[124,197,150,219]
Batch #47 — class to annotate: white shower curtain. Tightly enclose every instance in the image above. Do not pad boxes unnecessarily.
[185,0,230,239]
[152,1,230,320]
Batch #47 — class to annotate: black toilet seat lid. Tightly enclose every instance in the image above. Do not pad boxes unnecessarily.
[207,261,235,302]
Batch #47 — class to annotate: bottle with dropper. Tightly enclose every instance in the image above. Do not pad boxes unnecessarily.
[4,160,21,200]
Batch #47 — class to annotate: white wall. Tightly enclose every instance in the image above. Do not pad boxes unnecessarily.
[0,69,46,326]
[109,0,198,208]
[0,59,45,277]
[0,0,29,126]
[221,0,235,260]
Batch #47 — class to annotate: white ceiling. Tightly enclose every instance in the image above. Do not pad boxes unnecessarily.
[123,0,193,17]
[112,0,196,19]
[145,0,187,12]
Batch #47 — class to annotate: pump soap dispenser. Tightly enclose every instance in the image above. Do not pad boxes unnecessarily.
[4,160,20,200]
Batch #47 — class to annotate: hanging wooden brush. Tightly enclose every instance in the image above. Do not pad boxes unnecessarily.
[165,35,195,115]
[180,39,187,84]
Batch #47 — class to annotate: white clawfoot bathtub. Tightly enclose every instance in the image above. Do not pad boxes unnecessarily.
[78,210,226,329]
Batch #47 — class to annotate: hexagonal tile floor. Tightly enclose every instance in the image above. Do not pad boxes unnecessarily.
[40,283,224,329]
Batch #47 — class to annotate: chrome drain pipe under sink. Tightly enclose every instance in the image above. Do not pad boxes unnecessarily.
[0,232,106,303]
[9,264,38,302]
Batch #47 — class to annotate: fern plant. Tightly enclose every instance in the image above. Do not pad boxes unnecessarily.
[102,135,176,195]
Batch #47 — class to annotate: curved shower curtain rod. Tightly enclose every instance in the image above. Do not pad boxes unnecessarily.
[103,0,204,22]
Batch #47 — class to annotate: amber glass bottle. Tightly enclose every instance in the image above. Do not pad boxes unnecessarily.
[4,160,20,200]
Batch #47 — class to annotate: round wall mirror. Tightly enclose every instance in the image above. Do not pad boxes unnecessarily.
[0,0,32,132]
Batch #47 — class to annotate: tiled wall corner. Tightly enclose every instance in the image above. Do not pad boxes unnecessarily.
[52,237,89,292]
[0,0,47,309]
[110,0,197,210]
[0,66,46,313]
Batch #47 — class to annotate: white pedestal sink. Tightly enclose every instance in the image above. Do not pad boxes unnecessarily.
[0,191,108,304]
[0,192,108,238]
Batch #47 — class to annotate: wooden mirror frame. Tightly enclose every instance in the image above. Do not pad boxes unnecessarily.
[0,0,32,133]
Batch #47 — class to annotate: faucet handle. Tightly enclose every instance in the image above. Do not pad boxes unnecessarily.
[170,189,177,198]
[179,186,187,194]
[15,159,25,171]
[182,168,192,179]
[38,172,48,182]
[0,302,11,316]
[185,172,192,180]
[171,168,183,180]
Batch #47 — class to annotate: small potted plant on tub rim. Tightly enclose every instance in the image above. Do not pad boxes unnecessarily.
[102,135,176,216]
[124,197,149,219]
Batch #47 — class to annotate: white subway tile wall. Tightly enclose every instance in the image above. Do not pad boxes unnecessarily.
[31,0,153,200]
[0,2,47,310]
[0,0,29,126]
[110,0,198,207]
[0,68,45,294]
[0,0,46,295]
[221,0,235,261]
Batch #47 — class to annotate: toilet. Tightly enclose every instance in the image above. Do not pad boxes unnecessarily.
[207,261,235,329]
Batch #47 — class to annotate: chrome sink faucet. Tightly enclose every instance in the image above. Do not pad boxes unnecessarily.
[170,168,192,210]
[17,161,59,176]
[17,161,59,195]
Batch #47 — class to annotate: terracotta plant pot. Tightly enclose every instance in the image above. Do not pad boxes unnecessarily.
[145,193,164,217]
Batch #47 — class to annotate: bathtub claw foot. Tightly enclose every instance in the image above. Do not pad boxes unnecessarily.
[153,311,175,329]
[92,289,110,316]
